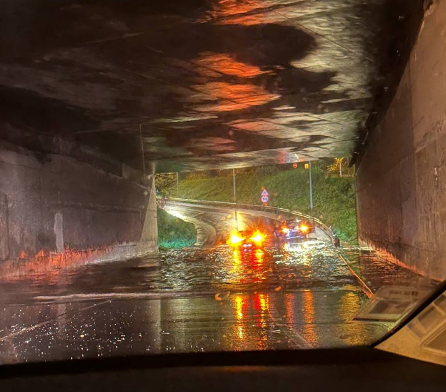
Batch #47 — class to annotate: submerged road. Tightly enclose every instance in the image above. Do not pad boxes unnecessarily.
[0,203,434,364]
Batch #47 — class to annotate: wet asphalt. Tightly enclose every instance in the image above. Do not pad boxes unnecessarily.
[0,202,435,365]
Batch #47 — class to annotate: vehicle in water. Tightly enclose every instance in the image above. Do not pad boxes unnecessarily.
[277,219,315,240]
[227,229,267,250]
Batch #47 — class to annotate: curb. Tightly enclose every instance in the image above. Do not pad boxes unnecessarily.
[337,252,374,298]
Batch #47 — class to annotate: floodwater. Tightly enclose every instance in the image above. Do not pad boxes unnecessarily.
[0,202,435,365]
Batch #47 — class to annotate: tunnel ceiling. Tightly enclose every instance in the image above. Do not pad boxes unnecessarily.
[0,0,422,172]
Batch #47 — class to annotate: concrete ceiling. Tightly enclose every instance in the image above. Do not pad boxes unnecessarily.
[0,0,422,172]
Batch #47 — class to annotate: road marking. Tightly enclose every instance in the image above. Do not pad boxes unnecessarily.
[32,291,220,303]
[0,301,109,342]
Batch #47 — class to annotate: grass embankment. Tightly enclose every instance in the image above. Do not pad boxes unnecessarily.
[157,208,197,249]
[177,165,357,243]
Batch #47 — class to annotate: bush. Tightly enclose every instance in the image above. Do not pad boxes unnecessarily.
[157,208,197,248]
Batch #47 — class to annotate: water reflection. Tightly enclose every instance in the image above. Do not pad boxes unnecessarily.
[196,53,272,78]
[336,291,368,346]
[0,243,363,304]
[146,0,367,164]
[228,292,272,350]
[302,289,318,345]
[234,295,246,341]
[226,247,271,286]
[1,0,422,170]
[0,233,433,362]
[203,0,272,25]
[0,287,392,364]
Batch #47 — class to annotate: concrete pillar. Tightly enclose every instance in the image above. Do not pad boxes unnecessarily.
[137,164,158,254]
[53,211,64,253]
[0,192,9,261]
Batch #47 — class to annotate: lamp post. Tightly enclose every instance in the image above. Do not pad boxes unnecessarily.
[309,161,313,211]
[233,168,238,229]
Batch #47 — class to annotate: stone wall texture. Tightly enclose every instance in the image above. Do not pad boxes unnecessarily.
[356,1,446,280]
[0,137,156,278]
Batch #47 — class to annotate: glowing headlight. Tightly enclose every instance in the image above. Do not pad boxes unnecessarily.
[250,231,265,245]
[229,233,244,244]
[300,224,309,233]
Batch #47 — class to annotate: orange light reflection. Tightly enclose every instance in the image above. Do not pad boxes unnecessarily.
[336,292,368,346]
[231,249,241,273]
[192,82,279,113]
[302,290,318,345]
[197,53,271,78]
[252,292,270,349]
[201,0,272,26]
[236,295,244,321]
[255,249,264,264]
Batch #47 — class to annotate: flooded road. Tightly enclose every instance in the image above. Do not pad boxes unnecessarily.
[0,203,435,364]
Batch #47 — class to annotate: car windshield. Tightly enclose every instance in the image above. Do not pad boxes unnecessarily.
[0,0,444,366]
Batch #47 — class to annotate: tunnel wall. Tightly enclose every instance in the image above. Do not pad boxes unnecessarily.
[0,136,156,278]
[356,1,446,280]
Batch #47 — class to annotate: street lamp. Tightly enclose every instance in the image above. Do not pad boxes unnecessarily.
[305,161,314,211]
[233,168,238,229]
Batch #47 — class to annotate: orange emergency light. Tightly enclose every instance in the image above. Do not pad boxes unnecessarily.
[250,231,265,245]
[300,224,309,233]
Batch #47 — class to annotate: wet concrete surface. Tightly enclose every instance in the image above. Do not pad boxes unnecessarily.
[0,203,436,364]
[342,246,437,293]
[0,0,424,171]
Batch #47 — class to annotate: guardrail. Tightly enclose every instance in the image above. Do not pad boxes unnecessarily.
[167,197,338,245]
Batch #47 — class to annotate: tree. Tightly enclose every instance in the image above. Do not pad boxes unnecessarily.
[326,157,351,177]
[155,173,177,197]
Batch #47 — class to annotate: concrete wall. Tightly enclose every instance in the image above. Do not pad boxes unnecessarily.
[356,1,446,280]
[0,137,157,278]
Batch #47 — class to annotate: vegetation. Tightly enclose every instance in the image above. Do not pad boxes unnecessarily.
[157,208,197,249]
[172,162,357,243]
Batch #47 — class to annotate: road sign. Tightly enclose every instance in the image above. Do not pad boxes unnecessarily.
[261,188,269,204]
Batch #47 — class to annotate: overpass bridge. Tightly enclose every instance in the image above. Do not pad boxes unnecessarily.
[1,0,445,280]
